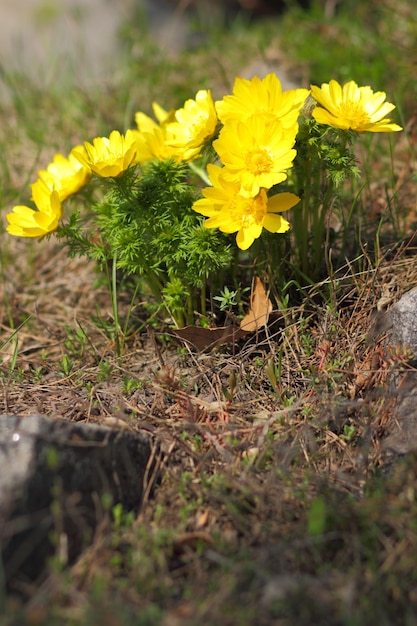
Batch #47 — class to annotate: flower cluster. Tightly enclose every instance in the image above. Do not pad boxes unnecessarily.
[5,89,218,238]
[193,74,309,249]
[5,75,402,324]
[6,75,401,249]
[6,148,90,237]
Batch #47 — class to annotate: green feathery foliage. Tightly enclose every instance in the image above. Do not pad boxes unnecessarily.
[58,160,232,326]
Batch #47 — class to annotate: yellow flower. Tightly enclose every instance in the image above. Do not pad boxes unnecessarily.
[310,80,403,133]
[135,102,175,137]
[72,129,138,177]
[6,179,62,237]
[132,124,200,164]
[134,97,211,164]
[165,89,218,150]
[213,115,297,196]
[192,164,299,250]
[215,73,309,130]
[38,147,91,201]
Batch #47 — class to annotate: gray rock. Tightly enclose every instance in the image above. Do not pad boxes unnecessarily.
[0,414,156,594]
[386,285,417,360]
[381,373,417,456]
[374,287,417,459]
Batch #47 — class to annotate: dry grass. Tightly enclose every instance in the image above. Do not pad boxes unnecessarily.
[3,232,417,624]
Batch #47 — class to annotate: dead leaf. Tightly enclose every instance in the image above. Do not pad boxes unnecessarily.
[195,509,210,528]
[172,277,272,350]
[172,324,246,351]
[240,277,273,332]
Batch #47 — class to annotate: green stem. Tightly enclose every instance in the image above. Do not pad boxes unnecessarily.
[189,160,211,186]
[302,150,313,275]
[122,279,142,338]
[145,271,165,303]
[173,308,185,329]
[312,177,334,274]
[0,249,14,330]
[200,282,207,317]
[293,146,312,277]
[144,272,182,327]
[111,252,122,359]
[187,290,194,326]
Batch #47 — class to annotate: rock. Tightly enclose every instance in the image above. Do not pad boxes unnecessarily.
[375,287,417,459]
[385,286,417,362]
[381,372,417,457]
[0,414,156,594]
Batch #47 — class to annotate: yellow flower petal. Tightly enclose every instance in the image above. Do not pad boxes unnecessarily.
[263,213,290,233]
[135,111,160,134]
[152,102,175,124]
[31,179,63,219]
[267,192,300,214]
[236,223,263,250]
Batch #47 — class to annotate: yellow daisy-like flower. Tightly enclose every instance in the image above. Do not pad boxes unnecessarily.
[134,96,211,164]
[310,80,403,133]
[215,73,309,129]
[165,89,218,150]
[213,115,297,196]
[6,179,63,238]
[38,147,91,201]
[72,129,138,177]
[192,164,299,250]
[132,123,200,164]
[135,102,176,138]
[133,108,169,163]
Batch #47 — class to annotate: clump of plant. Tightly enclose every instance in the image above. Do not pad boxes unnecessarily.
[5,74,402,328]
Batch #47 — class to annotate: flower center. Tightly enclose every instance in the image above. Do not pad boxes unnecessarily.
[339,102,370,128]
[230,190,268,227]
[245,149,273,175]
